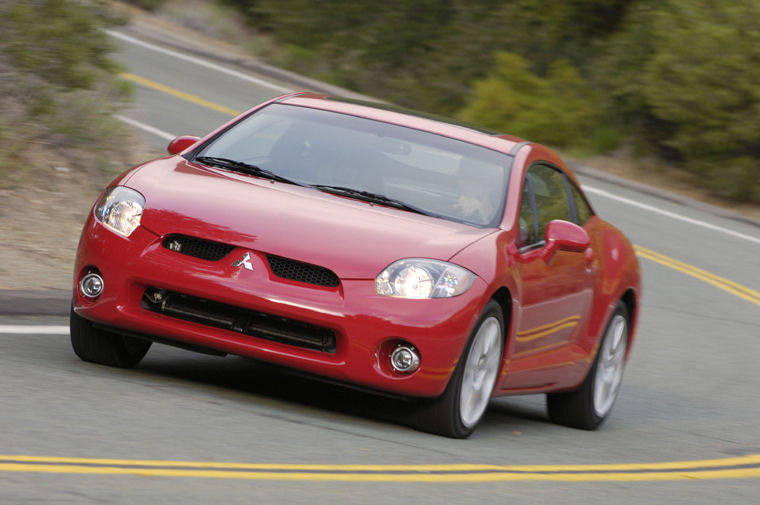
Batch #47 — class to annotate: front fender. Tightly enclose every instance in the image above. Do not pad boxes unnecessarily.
[586,218,641,354]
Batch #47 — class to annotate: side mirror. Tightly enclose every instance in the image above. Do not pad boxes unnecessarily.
[540,220,590,262]
[167,135,201,155]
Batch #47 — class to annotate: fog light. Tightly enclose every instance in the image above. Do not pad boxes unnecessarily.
[79,273,104,298]
[390,345,420,374]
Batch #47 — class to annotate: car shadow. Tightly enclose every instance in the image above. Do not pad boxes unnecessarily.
[484,397,552,425]
[133,344,552,435]
[136,346,413,427]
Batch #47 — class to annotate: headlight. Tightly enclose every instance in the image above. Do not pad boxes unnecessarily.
[94,186,145,237]
[376,259,476,299]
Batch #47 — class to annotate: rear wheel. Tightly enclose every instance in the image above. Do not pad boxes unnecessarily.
[70,309,151,368]
[547,301,629,430]
[411,300,504,438]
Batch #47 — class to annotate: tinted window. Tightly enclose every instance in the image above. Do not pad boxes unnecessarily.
[568,181,593,225]
[517,180,536,248]
[525,164,572,243]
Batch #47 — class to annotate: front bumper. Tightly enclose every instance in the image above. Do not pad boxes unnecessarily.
[72,218,490,397]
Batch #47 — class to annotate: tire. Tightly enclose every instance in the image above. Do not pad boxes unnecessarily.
[547,301,629,430]
[70,309,151,368]
[411,300,505,438]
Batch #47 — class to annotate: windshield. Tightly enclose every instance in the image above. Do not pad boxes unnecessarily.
[195,103,511,227]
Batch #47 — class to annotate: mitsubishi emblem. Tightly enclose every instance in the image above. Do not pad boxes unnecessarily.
[231,252,254,271]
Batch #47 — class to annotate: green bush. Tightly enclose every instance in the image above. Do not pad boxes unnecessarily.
[3,0,120,90]
[600,0,760,201]
[643,1,760,200]
[589,126,624,154]
[459,53,599,148]
[0,0,133,182]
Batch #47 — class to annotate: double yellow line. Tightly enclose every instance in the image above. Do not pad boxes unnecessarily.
[2,454,760,482]
[634,245,760,307]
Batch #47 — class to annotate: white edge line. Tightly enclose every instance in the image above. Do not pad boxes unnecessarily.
[0,326,69,335]
[582,185,760,245]
[106,29,294,94]
[115,115,175,141]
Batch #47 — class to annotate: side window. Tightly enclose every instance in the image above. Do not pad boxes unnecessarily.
[530,164,572,241]
[517,164,572,248]
[568,181,594,225]
[517,179,536,248]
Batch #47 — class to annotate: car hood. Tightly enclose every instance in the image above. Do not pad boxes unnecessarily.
[125,158,496,279]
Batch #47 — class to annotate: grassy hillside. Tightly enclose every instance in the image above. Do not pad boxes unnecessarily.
[0,0,136,189]
[0,0,160,291]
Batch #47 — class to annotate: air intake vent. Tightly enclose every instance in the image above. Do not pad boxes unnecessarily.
[162,235,235,261]
[142,287,337,353]
[266,255,340,287]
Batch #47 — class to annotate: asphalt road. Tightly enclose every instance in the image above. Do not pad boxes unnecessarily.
[1,28,760,504]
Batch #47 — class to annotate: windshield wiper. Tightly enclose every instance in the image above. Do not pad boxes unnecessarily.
[195,156,303,186]
[313,185,432,216]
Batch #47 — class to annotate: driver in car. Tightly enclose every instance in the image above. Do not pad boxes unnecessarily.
[454,157,504,225]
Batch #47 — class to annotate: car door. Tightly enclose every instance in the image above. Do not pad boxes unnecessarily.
[500,164,595,390]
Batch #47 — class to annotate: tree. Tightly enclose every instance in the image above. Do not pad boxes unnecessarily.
[601,0,760,200]
[459,52,599,148]
[642,0,760,200]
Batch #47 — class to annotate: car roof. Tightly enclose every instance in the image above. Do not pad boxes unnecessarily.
[278,92,524,156]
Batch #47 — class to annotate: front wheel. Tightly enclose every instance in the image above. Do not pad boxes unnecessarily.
[547,301,629,430]
[70,309,151,368]
[411,300,505,438]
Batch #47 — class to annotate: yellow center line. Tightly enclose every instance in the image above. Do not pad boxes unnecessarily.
[1,454,760,482]
[634,245,760,307]
[8,452,756,470]
[120,73,241,117]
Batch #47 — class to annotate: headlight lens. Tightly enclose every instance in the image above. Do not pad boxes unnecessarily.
[376,259,476,298]
[94,186,145,237]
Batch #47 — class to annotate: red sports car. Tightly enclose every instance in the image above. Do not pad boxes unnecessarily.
[71,92,640,438]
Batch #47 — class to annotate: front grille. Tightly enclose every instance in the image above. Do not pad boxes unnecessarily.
[142,287,336,353]
[162,235,235,261]
[266,255,340,287]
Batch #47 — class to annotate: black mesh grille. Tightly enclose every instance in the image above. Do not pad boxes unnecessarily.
[142,287,337,353]
[266,255,340,287]
[162,235,235,261]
